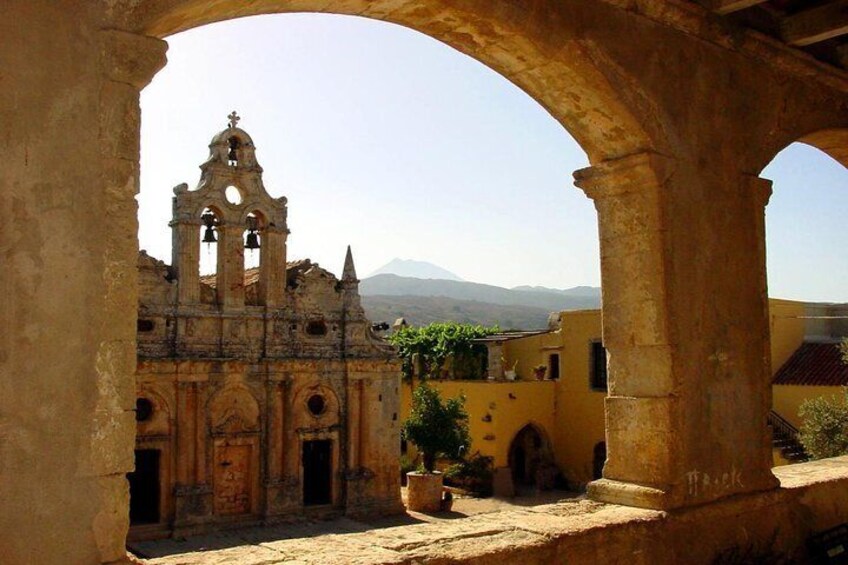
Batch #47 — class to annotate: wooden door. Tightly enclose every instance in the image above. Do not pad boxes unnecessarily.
[214,443,252,516]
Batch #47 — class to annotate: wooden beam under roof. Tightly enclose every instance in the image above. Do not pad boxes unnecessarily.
[703,0,768,15]
[782,0,848,46]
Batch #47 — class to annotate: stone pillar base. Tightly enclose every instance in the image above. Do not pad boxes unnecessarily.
[587,479,672,510]
[589,472,781,511]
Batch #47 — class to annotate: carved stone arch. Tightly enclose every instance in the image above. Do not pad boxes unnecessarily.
[239,207,268,227]
[208,385,261,435]
[136,387,173,437]
[796,129,848,170]
[126,1,662,164]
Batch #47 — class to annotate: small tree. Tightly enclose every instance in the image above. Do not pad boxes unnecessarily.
[798,388,848,460]
[402,382,470,473]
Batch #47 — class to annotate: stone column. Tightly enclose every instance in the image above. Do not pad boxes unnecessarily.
[347,379,362,470]
[259,226,288,307]
[486,342,504,379]
[194,381,208,485]
[264,376,285,516]
[575,153,778,510]
[0,24,165,563]
[216,224,245,310]
[172,219,201,304]
[175,381,196,486]
[359,379,369,471]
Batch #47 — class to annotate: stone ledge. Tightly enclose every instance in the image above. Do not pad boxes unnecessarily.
[136,457,848,564]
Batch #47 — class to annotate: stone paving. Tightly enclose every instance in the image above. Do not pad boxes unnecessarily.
[129,491,603,565]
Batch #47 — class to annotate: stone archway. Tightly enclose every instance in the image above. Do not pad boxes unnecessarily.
[13,1,848,562]
[508,424,553,491]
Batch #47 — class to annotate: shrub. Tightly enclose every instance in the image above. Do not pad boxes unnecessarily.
[798,388,848,460]
[444,453,494,497]
[402,382,470,472]
[387,322,499,381]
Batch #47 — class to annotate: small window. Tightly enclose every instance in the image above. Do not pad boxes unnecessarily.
[135,398,154,422]
[305,320,327,336]
[137,319,155,332]
[307,394,326,416]
[548,353,560,380]
[590,341,608,391]
[225,185,243,205]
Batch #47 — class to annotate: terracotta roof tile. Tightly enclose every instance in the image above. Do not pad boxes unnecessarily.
[773,342,848,386]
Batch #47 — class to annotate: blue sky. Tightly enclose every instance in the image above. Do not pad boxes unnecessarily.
[139,13,847,301]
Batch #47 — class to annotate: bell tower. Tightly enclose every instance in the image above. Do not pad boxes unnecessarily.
[170,112,289,310]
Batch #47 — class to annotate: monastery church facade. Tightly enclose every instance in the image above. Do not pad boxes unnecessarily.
[130,115,402,539]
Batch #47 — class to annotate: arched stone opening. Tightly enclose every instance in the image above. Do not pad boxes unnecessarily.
[753,130,848,468]
[508,423,554,491]
[17,1,841,562]
[127,1,659,164]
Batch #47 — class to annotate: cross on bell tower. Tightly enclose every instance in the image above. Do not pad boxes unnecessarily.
[227,111,240,129]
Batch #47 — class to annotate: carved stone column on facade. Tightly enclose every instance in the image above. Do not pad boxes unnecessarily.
[264,377,286,516]
[575,153,779,510]
[216,224,245,310]
[194,381,208,485]
[359,378,369,471]
[172,219,201,304]
[175,380,196,487]
[347,379,362,471]
[260,226,288,307]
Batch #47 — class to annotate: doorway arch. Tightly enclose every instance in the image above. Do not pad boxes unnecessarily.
[508,423,552,489]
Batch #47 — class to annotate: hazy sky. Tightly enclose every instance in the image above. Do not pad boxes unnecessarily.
[139,13,848,301]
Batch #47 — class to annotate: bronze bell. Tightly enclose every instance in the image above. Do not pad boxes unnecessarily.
[245,230,260,250]
[201,211,218,243]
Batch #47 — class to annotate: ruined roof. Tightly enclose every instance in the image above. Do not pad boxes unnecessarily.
[773,342,848,386]
[199,261,338,290]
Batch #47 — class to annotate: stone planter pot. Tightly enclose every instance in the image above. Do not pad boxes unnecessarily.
[406,471,443,513]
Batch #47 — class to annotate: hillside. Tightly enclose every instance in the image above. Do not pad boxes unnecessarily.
[361,295,552,330]
[358,274,601,329]
[360,274,600,312]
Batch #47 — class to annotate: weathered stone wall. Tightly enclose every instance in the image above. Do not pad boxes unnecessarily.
[3,0,848,562]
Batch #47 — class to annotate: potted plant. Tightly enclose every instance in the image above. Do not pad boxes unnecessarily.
[533,364,547,381]
[503,359,518,381]
[402,382,470,512]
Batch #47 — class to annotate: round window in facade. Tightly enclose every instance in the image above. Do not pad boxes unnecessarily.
[305,320,328,336]
[136,397,154,422]
[307,394,326,416]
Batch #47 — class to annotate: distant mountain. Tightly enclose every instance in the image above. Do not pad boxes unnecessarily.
[361,295,552,330]
[367,258,463,281]
[360,274,601,317]
[511,285,601,298]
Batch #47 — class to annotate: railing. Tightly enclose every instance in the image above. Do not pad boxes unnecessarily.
[768,410,809,462]
[768,409,800,441]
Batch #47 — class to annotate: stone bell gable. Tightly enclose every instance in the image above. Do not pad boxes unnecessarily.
[131,115,403,540]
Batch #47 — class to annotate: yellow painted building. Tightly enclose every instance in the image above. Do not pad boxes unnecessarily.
[400,299,847,494]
